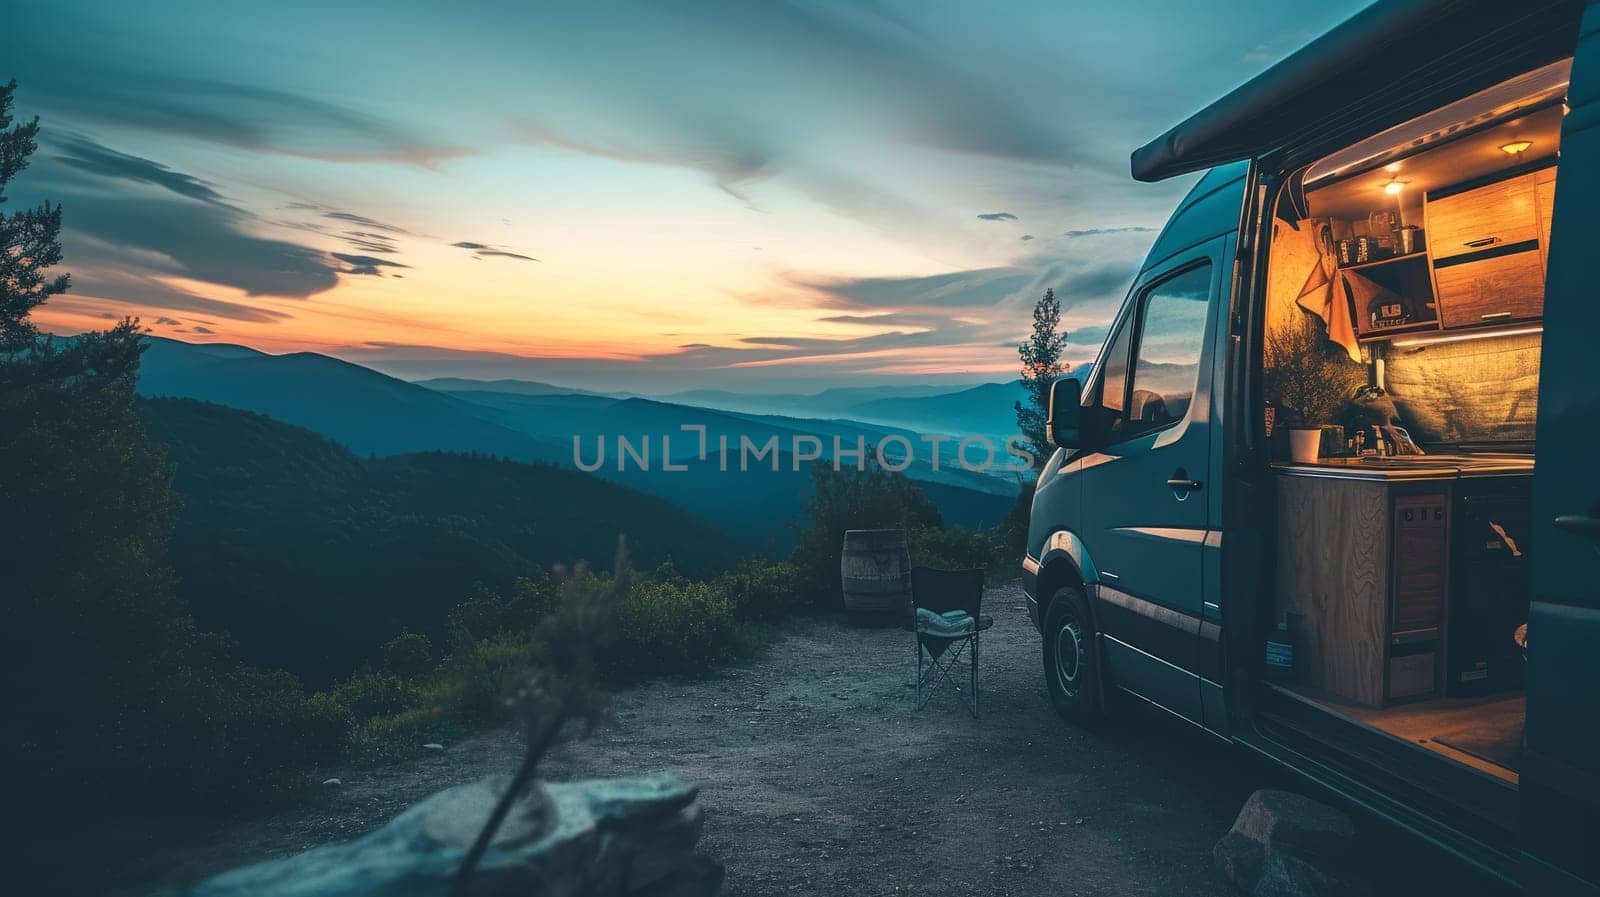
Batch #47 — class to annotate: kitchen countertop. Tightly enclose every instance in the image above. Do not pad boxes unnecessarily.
[1272,454,1534,481]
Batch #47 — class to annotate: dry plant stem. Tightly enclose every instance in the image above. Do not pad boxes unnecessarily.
[451,703,574,897]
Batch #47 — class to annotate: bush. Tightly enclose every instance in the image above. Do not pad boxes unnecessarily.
[789,462,942,606]
[446,574,557,643]
[424,631,549,724]
[714,557,801,621]
[379,631,434,679]
[327,670,423,719]
[616,577,752,677]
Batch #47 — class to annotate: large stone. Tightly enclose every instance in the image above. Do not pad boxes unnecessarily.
[1214,789,1365,897]
[164,774,718,897]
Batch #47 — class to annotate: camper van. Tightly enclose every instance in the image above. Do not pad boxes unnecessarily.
[1021,2,1598,892]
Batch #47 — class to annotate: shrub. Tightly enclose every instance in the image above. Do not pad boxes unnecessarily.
[616,577,749,676]
[789,462,942,605]
[714,557,801,621]
[446,574,557,643]
[424,631,549,724]
[379,631,434,679]
[327,670,423,719]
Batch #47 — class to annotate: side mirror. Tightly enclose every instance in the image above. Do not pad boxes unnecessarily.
[1047,377,1083,449]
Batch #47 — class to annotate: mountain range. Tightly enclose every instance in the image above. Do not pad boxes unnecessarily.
[136,337,1040,547]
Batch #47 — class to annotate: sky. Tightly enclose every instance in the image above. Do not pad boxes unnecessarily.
[7,0,1367,393]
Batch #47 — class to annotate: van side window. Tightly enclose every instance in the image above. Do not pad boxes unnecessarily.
[1095,312,1133,443]
[1122,263,1212,442]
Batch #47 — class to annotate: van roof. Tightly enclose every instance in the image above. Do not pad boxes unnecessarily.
[1141,161,1248,271]
[1130,0,1583,183]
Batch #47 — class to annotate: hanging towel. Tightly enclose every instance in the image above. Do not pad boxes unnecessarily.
[1293,220,1362,361]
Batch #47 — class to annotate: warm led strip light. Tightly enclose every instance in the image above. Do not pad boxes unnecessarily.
[1390,325,1543,347]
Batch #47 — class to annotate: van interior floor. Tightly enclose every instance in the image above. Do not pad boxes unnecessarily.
[1288,688,1525,785]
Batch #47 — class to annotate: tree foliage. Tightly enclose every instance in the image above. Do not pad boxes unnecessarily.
[789,460,942,605]
[1014,287,1066,466]
[0,79,68,352]
[1,82,340,831]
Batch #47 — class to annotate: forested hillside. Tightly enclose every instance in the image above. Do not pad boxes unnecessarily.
[143,397,741,684]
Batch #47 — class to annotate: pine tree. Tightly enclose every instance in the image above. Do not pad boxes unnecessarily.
[0,82,336,828]
[0,79,69,352]
[1014,287,1066,467]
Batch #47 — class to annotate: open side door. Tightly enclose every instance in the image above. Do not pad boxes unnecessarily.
[1524,5,1600,894]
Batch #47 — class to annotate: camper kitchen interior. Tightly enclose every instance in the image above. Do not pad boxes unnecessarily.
[1261,60,1567,796]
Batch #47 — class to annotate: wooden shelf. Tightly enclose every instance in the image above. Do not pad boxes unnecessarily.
[1357,321,1439,342]
[1339,250,1429,273]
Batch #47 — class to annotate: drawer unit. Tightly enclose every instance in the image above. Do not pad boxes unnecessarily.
[1425,172,1540,261]
[1433,249,1545,327]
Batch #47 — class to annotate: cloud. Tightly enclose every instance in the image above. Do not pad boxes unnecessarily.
[54,135,230,205]
[22,64,465,167]
[340,230,400,252]
[154,316,181,325]
[1019,234,1034,242]
[318,210,412,235]
[60,193,342,297]
[331,252,410,276]
[190,325,215,334]
[452,241,537,262]
[977,212,1018,221]
[1063,226,1157,238]
[797,267,1036,310]
[60,263,296,323]
[516,121,772,205]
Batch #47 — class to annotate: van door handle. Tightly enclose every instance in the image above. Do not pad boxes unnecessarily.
[1555,514,1600,543]
[1167,476,1204,491]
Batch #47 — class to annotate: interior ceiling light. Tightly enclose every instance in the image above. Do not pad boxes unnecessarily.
[1384,178,1406,195]
[1500,139,1534,155]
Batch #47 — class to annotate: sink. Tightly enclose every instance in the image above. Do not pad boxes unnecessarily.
[1351,456,1455,468]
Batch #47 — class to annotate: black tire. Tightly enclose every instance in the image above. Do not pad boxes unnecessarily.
[1042,585,1102,723]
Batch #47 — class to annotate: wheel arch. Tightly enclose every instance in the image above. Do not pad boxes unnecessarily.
[1036,530,1111,709]
[1035,529,1100,631]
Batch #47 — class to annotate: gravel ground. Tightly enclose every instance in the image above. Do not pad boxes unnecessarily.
[97,585,1504,896]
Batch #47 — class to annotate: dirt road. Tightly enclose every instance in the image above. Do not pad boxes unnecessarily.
[106,586,1502,896]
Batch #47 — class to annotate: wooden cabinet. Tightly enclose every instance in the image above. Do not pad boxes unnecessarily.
[1433,250,1545,327]
[1535,167,1556,272]
[1425,173,1540,260]
[1423,166,1554,331]
[1276,474,1449,708]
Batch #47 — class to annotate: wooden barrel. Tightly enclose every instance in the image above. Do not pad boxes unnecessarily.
[841,529,911,618]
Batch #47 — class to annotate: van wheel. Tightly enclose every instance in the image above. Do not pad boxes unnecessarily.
[1043,585,1102,723]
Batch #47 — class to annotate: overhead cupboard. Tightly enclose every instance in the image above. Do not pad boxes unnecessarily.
[1297,88,1563,345]
[1425,165,1552,330]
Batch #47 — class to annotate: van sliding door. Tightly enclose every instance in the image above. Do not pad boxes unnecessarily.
[1524,6,1600,894]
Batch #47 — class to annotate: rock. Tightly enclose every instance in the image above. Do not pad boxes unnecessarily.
[1214,789,1365,897]
[422,743,445,752]
[172,774,715,896]
[322,778,342,787]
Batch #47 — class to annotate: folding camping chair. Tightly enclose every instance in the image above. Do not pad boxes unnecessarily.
[911,566,992,718]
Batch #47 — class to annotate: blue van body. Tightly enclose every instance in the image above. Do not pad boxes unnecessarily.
[1019,3,1600,892]
[1023,162,1246,735]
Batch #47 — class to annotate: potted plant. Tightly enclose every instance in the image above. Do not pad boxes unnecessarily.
[1263,314,1364,462]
